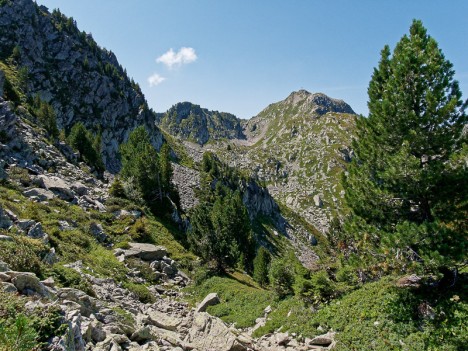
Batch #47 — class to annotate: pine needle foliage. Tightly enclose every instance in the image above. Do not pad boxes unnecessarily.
[343,20,467,274]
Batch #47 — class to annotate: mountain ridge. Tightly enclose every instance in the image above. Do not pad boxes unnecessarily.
[0,0,162,172]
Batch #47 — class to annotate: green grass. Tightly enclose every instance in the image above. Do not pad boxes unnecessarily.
[185,271,275,328]
[254,276,468,350]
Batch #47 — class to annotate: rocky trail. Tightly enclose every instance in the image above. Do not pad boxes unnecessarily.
[0,242,334,351]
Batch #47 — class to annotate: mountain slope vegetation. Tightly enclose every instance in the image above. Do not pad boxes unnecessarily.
[0,1,466,350]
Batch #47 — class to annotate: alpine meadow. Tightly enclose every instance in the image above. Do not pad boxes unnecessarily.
[0,1,466,351]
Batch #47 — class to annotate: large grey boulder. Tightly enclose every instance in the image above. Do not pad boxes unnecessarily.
[23,187,55,201]
[71,181,89,196]
[89,222,108,242]
[196,292,220,313]
[313,194,323,208]
[36,175,75,200]
[10,272,48,296]
[308,332,335,347]
[27,222,48,242]
[118,243,167,262]
[1,282,17,293]
[185,312,248,351]
[147,310,181,331]
[57,288,100,317]
[17,219,36,231]
[396,274,422,289]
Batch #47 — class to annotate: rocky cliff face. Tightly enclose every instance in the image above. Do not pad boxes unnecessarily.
[159,102,245,145]
[0,0,162,172]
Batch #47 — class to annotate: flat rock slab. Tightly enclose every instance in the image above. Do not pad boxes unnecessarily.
[122,243,168,261]
[186,312,248,351]
[36,175,75,200]
[23,188,55,201]
[147,310,181,331]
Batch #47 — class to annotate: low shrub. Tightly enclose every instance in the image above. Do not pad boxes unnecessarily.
[0,314,39,351]
[49,264,94,296]
[0,235,48,278]
[123,282,156,304]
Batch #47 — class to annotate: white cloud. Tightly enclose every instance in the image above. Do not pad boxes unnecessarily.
[147,73,166,87]
[156,47,197,69]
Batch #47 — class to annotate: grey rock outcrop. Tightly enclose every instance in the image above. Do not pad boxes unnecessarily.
[159,102,245,145]
[0,98,17,142]
[0,0,163,172]
[0,205,12,229]
[116,243,168,262]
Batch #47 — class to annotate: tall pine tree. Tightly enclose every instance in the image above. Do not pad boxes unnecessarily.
[343,20,467,273]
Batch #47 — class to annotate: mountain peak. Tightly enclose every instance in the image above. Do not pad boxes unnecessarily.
[285,90,355,115]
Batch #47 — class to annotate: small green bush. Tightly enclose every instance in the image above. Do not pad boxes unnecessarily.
[0,236,48,277]
[7,166,30,186]
[109,177,126,198]
[49,265,94,296]
[123,282,155,304]
[192,265,216,286]
[129,217,150,241]
[336,265,359,286]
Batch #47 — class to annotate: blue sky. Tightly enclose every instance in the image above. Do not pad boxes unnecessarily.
[36,0,468,119]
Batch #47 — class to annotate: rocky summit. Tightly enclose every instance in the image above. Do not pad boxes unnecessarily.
[0,1,466,351]
[158,102,245,145]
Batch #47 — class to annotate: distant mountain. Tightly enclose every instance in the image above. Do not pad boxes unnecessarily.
[0,0,162,171]
[218,90,357,233]
[158,102,245,145]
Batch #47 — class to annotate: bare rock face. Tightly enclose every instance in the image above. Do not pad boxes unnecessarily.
[0,98,17,142]
[159,102,245,145]
[0,0,163,172]
[0,205,12,229]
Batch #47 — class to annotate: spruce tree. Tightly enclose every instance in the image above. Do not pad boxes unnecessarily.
[37,101,59,139]
[343,20,467,273]
[120,126,161,203]
[253,247,271,287]
[68,122,104,172]
[159,142,173,195]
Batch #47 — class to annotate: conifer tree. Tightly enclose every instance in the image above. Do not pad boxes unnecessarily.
[253,247,271,287]
[68,122,104,172]
[37,101,59,139]
[159,142,173,195]
[120,126,161,203]
[343,20,467,272]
